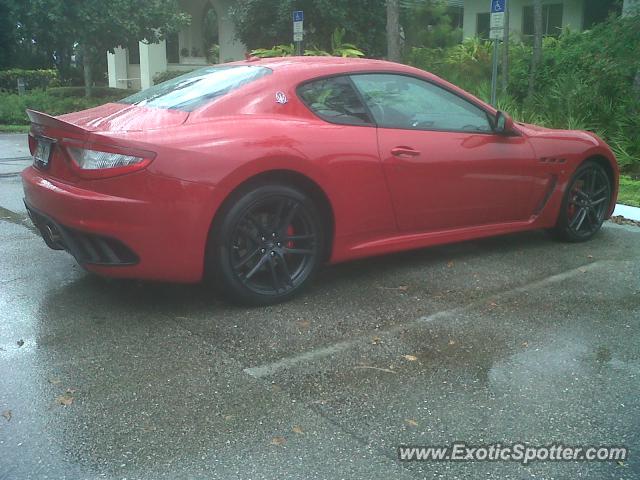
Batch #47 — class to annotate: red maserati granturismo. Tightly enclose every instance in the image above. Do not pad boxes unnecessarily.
[22,57,618,304]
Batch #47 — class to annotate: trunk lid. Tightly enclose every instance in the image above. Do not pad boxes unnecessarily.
[56,102,189,132]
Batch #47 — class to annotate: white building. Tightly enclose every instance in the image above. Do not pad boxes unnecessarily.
[107,0,623,91]
[107,0,245,90]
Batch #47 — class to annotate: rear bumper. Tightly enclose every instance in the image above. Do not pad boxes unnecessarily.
[25,201,139,266]
[21,166,218,282]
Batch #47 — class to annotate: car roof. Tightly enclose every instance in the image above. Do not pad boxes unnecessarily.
[227,56,424,79]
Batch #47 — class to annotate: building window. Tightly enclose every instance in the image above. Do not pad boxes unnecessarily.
[127,41,140,65]
[476,13,490,39]
[447,6,464,29]
[166,33,179,64]
[523,4,564,36]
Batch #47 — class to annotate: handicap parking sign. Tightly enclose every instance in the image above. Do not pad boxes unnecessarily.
[491,0,505,13]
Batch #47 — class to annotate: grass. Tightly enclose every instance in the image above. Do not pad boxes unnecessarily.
[0,124,30,133]
[618,175,640,208]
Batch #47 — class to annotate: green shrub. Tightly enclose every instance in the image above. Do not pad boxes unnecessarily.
[0,69,59,92]
[0,90,127,125]
[406,14,640,172]
[47,86,137,99]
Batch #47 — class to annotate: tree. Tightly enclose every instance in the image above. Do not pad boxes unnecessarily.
[402,0,462,50]
[386,0,401,61]
[528,0,543,97]
[229,0,387,58]
[12,0,190,96]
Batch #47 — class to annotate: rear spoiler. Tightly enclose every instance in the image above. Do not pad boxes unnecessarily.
[26,110,88,135]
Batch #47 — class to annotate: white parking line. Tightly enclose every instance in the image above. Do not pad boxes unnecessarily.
[244,261,605,379]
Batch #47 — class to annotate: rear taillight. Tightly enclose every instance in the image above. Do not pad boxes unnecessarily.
[65,144,154,179]
[28,133,37,155]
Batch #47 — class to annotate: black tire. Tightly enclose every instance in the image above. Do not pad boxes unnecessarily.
[553,161,612,242]
[209,182,325,305]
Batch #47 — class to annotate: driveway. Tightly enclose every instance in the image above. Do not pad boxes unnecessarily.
[1,134,639,479]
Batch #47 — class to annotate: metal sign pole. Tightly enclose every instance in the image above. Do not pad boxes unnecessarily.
[489,0,506,106]
[491,41,499,106]
[293,11,304,56]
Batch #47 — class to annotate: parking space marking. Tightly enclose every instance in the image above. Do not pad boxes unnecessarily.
[243,261,605,379]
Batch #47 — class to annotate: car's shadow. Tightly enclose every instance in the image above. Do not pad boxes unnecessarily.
[68,229,555,311]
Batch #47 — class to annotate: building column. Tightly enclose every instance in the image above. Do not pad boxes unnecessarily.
[139,39,167,89]
[107,47,128,89]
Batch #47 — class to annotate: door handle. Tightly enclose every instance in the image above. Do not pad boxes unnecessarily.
[390,146,420,158]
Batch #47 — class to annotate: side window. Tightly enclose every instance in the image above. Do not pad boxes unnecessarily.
[297,76,372,126]
[350,73,492,133]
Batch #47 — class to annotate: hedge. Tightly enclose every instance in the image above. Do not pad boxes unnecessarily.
[0,69,59,92]
[47,86,137,99]
[0,90,130,125]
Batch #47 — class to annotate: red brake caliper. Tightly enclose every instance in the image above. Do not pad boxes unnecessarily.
[286,225,295,249]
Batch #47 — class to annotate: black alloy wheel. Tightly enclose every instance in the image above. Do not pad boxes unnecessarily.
[211,183,324,305]
[554,161,612,242]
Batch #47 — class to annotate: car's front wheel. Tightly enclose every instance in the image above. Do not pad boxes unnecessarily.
[554,161,612,242]
[210,183,325,305]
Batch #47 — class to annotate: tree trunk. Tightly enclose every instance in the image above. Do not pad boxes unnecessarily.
[386,0,401,62]
[501,3,510,94]
[528,0,543,98]
[82,46,93,98]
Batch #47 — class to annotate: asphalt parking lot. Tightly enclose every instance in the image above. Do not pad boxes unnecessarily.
[1,135,639,479]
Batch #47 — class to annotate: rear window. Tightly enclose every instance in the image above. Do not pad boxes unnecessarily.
[120,65,271,112]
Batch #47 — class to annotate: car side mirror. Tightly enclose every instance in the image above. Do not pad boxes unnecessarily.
[494,111,514,135]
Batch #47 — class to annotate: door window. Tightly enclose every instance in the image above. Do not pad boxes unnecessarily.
[350,73,492,133]
[297,76,373,126]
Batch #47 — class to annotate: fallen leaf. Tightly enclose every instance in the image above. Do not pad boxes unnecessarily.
[578,268,587,273]
[1,410,11,422]
[371,336,382,345]
[296,319,311,329]
[48,378,62,385]
[521,341,529,348]
[223,414,235,421]
[292,425,304,435]
[405,419,419,427]
[271,436,286,446]
[56,394,74,406]
[447,261,454,268]
[448,339,456,346]
[16,339,24,347]
[402,354,418,362]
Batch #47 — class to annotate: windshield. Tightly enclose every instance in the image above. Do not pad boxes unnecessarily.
[119,65,271,112]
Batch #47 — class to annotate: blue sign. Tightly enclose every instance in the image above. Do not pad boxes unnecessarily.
[293,11,304,22]
[491,0,505,13]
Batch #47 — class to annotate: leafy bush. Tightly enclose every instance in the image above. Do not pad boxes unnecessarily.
[0,69,59,92]
[47,86,137,98]
[406,14,640,172]
[252,28,365,58]
[0,90,128,125]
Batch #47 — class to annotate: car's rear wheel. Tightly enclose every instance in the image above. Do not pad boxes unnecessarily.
[554,161,611,242]
[210,183,324,305]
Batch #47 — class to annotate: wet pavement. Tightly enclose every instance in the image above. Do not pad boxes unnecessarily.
[1,134,639,479]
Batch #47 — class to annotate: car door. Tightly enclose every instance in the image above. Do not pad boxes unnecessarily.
[350,73,538,233]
